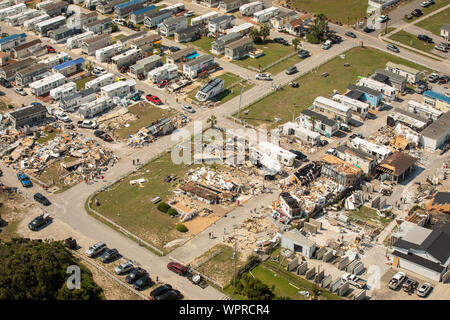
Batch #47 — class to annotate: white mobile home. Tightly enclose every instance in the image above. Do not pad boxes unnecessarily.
[313,96,353,124]
[143,10,172,29]
[0,0,13,10]
[23,14,49,31]
[101,79,135,98]
[407,100,443,121]
[36,0,53,10]
[6,9,40,27]
[79,96,115,118]
[0,3,26,21]
[35,15,66,36]
[129,5,157,25]
[95,43,123,62]
[50,82,77,100]
[253,6,279,23]
[60,88,96,112]
[66,31,94,49]
[0,33,26,51]
[195,78,224,101]
[183,54,215,79]
[255,141,296,167]
[239,1,263,16]
[161,3,185,14]
[191,12,219,26]
[81,33,110,56]
[159,16,188,37]
[351,137,392,160]
[148,63,178,83]
[129,55,162,77]
[29,73,66,96]
[332,94,370,119]
[225,22,253,35]
[39,52,70,68]
[282,122,320,146]
[85,72,115,91]
[357,77,396,102]
[111,48,142,69]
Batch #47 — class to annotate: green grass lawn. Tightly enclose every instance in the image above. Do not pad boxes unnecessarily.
[91,152,198,252]
[402,0,449,22]
[75,76,95,91]
[415,7,450,36]
[350,206,393,226]
[115,102,177,139]
[389,30,437,53]
[292,0,368,24]
[232,41,296,72]
[37,128,60,144]
[191,36,214,53]
[236,47,433,129]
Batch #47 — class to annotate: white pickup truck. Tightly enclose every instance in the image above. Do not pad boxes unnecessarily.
[342,273,367,289]
[388,271,406,290]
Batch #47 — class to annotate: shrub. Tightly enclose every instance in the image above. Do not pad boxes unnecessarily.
[237,255,261,279]
[157,202,170,213]
[167,208,178,217]
[176,223,188,232]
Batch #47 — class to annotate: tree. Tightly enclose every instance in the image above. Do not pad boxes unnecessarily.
[292,38,300,50]
[111,23,119,33]
[207,115,217,129]
[249,28,261,43]
[86,61,94,76]
[157,202,171,213]
[259,24,270,42]
[235,274,274,300]
[176,223,188,232]
[0,238,104,300]
[167,208,178,217]
[306,14,329,44]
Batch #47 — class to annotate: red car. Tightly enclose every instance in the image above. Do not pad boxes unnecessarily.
[167,262,188,276]
[46,45,55,53]
[156,80,168,88]
[146,95,162,105]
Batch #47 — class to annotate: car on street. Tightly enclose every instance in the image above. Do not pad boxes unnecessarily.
[169,46,180,52]
[434,44,448,52]
[417,282,432,297]
[33,193,51,206]
[182,105,195,113]
[418,34,433,43]
[388,271,406,290]
[255,73,271,80]
[85,242,107,257]
[56,113,70,122]
[17,171,32,187]
[126,267,146,284]
[14,88,27,96]
[402,278,418,292]
[154,289,182,300]
[28,213,51,231]
[321,40,332,49]
[133,273,151,290]
[378,15,389,22]
[363,26,375,33]
[345,31,357,38]
[298,49,310,58]
[386,44,400,53]
[115,261,134,275]
[328,35,342,44]
[149,284,172,299]
[411,9,423,17]
[100,248,119,263]
[285,66,297,75]
[146,95,162,105]
[427,73,439,82]
[77,120,98,129]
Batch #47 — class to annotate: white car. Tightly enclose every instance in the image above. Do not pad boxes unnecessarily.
[93,67,107,76]
[325,148,337,156]
[184,10,194,17]
[113,18,126,26]
[421,1,432,7]
[182,105,195,113]
[388,271,406,290]
[56,113,71,122]
[14,88,27,96]
[85,242,106,258]
[321,40,332,50]
[114,261,134,275]
[417,282,432,297]
[378,15,389,22]
[255,73,271,80]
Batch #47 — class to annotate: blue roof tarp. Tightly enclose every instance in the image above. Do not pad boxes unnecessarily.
[53,57,85,71]
[132,5,157,16]
[115,0,145,10]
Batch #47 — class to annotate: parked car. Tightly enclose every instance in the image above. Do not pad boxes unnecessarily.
[386,44,400,53]
[182,105,195,113]
[125,267,146,284]
[167,262,188,275]
[289,149,307,161]
[46,45,55,53]
[402,278,418,292]
[77,120,98,129]
[255,73,271,80]
[93,67,107,76]
[417,282,432,297]
[298,49,310,58]
[378,15,389,22]
[438,75,449,84]
[349,133,364,140]
[418,34,433,43]
[328,35,342,44]
[321,40,332,49]
[17,171,32,188]
[146,95,162,105]
[14,88,27,96]
[56,113,70,122]
[345,31,357,38]
[0,79,12,88]
[404,13,413,20]
[130,92,141,101]
[427,73,439,82]
[115,261,134,275]
[363,26,375,33]
[100,248,119,263]
[149,284,172,299]
[169,46,180,52]
[154,289,181,300]
[325,148,337,156]
[411,9,423,17]
[85,242,107,257]
[388,271,406,290]
[33,193,51,206]
[94,130,113,142]
[420,1,431,7]
[273,37,287,45]
[133,273,151,290]
[184,10,194,17]
[285,66,297,75]
[156,80,168,88]
[113,18,126,26]
[28,213,51,231]
[435,44,448,52]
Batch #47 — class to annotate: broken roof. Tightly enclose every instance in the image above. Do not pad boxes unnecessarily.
[376,151,417,176]
[426,192,450,213]
[335,144,377,161]
[321,154,362,175]
[180,181,220,201]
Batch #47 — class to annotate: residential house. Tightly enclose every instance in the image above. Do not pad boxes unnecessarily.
[321,154,363,186]
[96,0,122,14]
[407,100,442,121]
[387,108,431,132]
[85,72,115,91]
[440,23,450,41]
[10,39,42,59]
[129,5,157,25]
[0,57,34,80]
[372,68,407,92]
[299,109,338,137]
[79,96,115,118]
[129,55,162,78]
[114,0,146,18]
[271,11,297,31]
[312,96,353,124]
[282,122,321,146]
[82,17,113,34]
[7,103,47,129]
[224,37,254,60]
[174,24,206,43]
[116,30,147,48]
[101,79,136,99]
[346,83,383,108]
[332,94,370,119]
[35,15,66,37]
[48,27,78,44]
[183,54,215,79]
[111,48,142,69]
[376,151,418,183]
[335,144,377,177]
[81,33,110,56]
[0,33,26,51]
[166,47,197,65]
[148,63,179,83]
[208,15,234,34]
[130,34,162,54]
[420,111,450,150]
[60,88,96,112]
[357,77,397,102]
[422,90,450,112]
[159,16,188,37]
[211,32,242,55]
[386,61,420,84]
[218,0,249,13]
[15,63,49,87]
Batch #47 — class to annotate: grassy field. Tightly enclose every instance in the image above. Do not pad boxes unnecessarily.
[350,206,393,226]
[415,7,450,36]
[389,30,436,53]
[402,0,449,22]
[36,128,60,144]
[191,37,214,53]
[91,151,198,252]
[236,47,432,129]
[292,0,368,24]
[75,76,95,91]
[232,41,296,72]
[115,102,177,139]
[34,156,79,192]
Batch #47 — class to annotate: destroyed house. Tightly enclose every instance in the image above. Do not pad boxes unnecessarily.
[293,161,322,186]
[392,222,450,281]
[376,151,418,183]
[8,103,47,129]
[144,117,174,136]
[299,109,338,138]
[279,192,302,219]
[321,154,363,187]
[180,181,221,204]
[350,137,392,161]
[387,108,431,132]
[335,144,377,176]
[425,192,450,213]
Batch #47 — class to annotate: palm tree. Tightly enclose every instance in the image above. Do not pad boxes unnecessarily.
[310,115,317,132]
[86,61,94,76]
[292,38,300,51]
[207,115,217,129]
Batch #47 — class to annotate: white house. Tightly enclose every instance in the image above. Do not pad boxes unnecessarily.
[111,47,142,69]
[66,31,94,49]
[440,23,450,41]
[357,77,397,102]
[255,141,296,167]
[85,72,115,91]
[39,52,70,68]
[159,16,188,37]
[282,122,320,146]
[191,11,219,26]
[253,6,279,23]
[225,22,254,35]
[313,96,353,124]
[29,73,66,96]
[183,54,215,79]
[239,1,263,16]
[49,81,77,100]
[195,78,224,101]
[351,137,392,160]
[420,112,450,150]
[6,9,40,27]
[101,79,135,98]
[34,15,66,37]
[148,63,178,83]
[279,192,302,219]
[0,3,26,21]
[23,13,49,31]
[332,94,370,119]
[95,43,123,62]
[79,96,115,118]
[386,62,420,84]
[407,100,443,121]
[60,88,96,112]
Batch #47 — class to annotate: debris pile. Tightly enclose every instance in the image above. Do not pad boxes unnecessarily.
[368,124,420,151]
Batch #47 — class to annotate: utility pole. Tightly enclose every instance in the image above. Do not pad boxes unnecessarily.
[233,241,237,292]
[238,85,245,119]
[385,20,388,35]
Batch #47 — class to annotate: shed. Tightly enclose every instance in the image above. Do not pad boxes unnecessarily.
[281,230,316,258]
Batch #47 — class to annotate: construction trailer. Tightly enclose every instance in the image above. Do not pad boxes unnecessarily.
[114,0,146,18]
[101,79,135,99]
[313,96,353,124]
[66,31,94,49]
[81,33,110,56]
[148,63,178,83]
[85,72,116,91]
[332,94,370,119]
[407,100,443,121]
[95,43,123,62]
[159,16,188,37]
[60,88,96,112]
[195,78,224,101]
[50,81,77,100]
[225,22,253,35]
[29,73,66,96]
[0,3,26,21]
[129,55,162,77]
[35,15,66,37]
[191,11,219,26]
[15,63,49,87]
[129,5,157,25]
[39,52,71,68]
[23,13,49,31]
[79,96,115,118]
[357,77,397,102]
[111,47,142,69]
[96,0,122,14]
[253,6,279,23]
[161,3,185,14]
[183,54,215,79]
[52,57,85,77]
[239,1,263,16]
[0,33,26,51]
[143,10,172,29]
[6,9,40,27]
[282,122,321,146]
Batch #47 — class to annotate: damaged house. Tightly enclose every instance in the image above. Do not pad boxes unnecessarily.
[321,154,363,187]
[376,151,418,183]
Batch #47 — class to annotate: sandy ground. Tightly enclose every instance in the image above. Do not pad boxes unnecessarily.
[184,214,221,235]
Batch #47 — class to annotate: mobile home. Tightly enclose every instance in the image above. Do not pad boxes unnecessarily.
[159,16,188,37]
[6,9,40,27]
[161,3,185,14]
[50,82,77,100]
[332,94,370,119]
[15,63,49,87]
[129,55,162,77]
[101,79,135,99]
[60,88,96,112]
[29,73,66,96]
[253,6,279,23]
[114,0,146,18]
[239,1,263,16]
[81,33,110,56]
[143,10,172,29]
[407,100,443,121]
[191,12,219,26]
[255,141,296,167]
[85,72,115,91]
[39,52,70,68]
[0,33,26,51]
[35,15,66,37]
[225,22,253,35]
[23,14,49,31]
[357,77,396,102]
[66,31,94,49]
[96,43,123,62]
[52,57,85,77]
[313,96,353,124]
[283,122,320,146]
[0,3,26,21]
[129,5,157,24]
[96,0,122,14]
[148,63,178,83]
[111,48,142,69]
[195,78,224,101]
[351,137,392,160]
[79,96,115,118]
